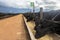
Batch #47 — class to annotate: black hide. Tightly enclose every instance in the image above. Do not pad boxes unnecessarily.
[23,10,60,39]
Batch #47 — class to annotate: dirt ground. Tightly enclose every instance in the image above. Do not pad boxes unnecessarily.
[0,14,30,40]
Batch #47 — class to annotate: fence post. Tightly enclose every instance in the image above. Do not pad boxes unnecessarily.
[40,7,43,20]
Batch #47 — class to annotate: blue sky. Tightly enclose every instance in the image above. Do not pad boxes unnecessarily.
[0,0,60,13]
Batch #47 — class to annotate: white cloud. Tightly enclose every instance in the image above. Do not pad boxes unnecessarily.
[0,0,60,10]
[0,0,31,8]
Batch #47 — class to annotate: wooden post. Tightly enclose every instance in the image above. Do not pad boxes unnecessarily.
[33,5,35,13]
[40,7,43,20]
[30,2,35,13]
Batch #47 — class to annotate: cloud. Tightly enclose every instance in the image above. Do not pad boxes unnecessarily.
[35,0,60,10]
[0,0,30,8]
[0,0,60,10]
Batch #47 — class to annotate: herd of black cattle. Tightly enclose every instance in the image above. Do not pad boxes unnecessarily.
[23,10,60,39]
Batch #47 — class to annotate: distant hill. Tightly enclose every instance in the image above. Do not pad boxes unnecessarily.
[0,12,19,19]
[0,6,31,13]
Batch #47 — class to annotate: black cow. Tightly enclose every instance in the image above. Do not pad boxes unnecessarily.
[34,13,60,39]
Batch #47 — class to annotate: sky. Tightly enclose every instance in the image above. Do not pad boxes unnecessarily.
[0,0,60,10]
